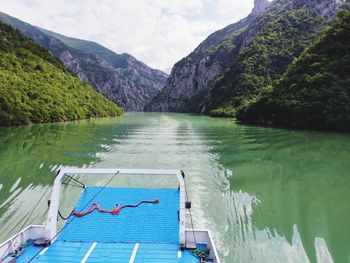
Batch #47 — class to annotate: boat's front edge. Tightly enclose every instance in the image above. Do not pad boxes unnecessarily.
[0,225,49,261]
[185,229,221,263]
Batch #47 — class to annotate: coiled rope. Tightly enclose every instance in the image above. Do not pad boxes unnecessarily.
[72,199,160,217]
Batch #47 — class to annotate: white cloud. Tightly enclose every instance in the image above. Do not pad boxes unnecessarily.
[0,0,255,71]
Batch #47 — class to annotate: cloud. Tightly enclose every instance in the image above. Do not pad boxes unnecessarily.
[0,0,255,71]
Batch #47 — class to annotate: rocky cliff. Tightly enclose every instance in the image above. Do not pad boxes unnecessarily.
[0,12,168,111]
[252,0,270,15]
[208,0,345,114]
[147,0,344,113]
[146,0,269,112]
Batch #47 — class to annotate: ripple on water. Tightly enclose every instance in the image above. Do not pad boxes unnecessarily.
[0,113,349,263]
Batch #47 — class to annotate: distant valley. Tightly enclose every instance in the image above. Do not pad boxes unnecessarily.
[0,0,349,132]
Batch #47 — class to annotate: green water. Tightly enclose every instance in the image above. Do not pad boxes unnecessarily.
[0,113,350,263]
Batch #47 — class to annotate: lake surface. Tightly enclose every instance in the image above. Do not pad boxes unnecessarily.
[0,112,350,263]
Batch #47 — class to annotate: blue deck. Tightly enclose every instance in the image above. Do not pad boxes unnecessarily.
[17,241,199,262]
[15,187,200,262]
[59,187,180,243]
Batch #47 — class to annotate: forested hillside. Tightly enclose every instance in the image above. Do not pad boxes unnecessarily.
[238,9,350,132]
[0,11,168,111]
[208,0,346,116]
[209,6,327,116]
[148,0,344,120]
[0,22,123,126]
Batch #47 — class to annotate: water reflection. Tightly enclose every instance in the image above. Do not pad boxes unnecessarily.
[223,189,335,263]
[0,113,349,263]
[0,117,126,240]
[199,121,350,263]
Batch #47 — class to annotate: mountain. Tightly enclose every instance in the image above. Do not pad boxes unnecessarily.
[0,11,168,111]
[147,0,344,114]
[208,0,345,116]
[163,67,173,75]
[0,21,123,126]
[238,9,350,132]
[146,0,269,112]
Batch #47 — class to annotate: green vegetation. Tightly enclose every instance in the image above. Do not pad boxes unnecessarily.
[209,105,236,118]
[210,8,327,114]
[0,22,123,126]
[207,27,246,56]
[238,10,350,132]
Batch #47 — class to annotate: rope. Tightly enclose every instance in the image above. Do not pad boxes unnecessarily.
[64,174,86,189]
[58,209,74,221]
[47,199,74,221]
[55,174,87,220]
[26,171,120,263]
[72,199,160,217]
[181,170,197,247]
[121,200,160,209]
[62,181,84,189]
[0,183,52,260]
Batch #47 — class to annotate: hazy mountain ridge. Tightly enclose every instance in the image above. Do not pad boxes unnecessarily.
[0,11,168,111]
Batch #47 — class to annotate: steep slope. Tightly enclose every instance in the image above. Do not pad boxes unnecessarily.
[0,11,168,111]
[238,9,350,132]
[148,0,344,114]
[147,0,270,112]
[0,21,123,126]
[209,0,344,116]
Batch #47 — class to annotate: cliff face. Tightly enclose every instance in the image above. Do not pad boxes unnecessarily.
[208,0,345,113]
[57,48,166,111]
[252,0,270,15]
[147,0,344,113]
[0,12,168,111]
[146,0,269,112]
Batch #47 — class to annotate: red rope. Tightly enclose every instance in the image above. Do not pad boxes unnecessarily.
[73,199,160,217]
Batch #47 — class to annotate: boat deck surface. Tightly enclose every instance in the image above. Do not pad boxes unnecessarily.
[15,187,200,262]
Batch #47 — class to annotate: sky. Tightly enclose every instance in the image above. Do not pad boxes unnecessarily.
[0,0,257,72]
